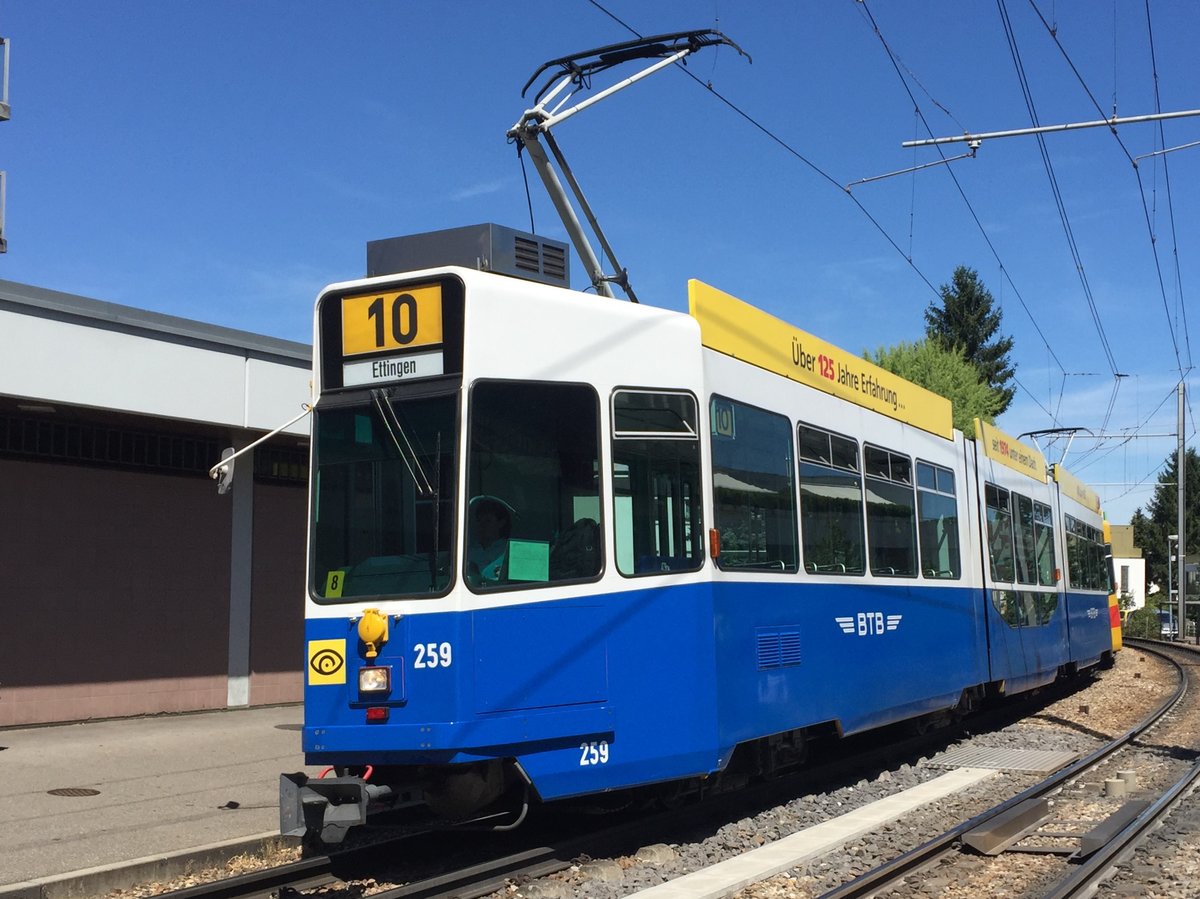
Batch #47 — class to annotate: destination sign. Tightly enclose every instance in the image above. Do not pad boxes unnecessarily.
[343,350,445,387]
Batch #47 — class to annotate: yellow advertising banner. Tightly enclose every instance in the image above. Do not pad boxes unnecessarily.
[687,280,954,440]
[1053,464,1102,513]
[974,419,1047,483]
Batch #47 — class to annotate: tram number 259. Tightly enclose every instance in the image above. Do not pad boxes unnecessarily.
[412,642,452,669]
[579,740,610,766]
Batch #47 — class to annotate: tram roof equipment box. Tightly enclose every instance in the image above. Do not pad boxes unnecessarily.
[367,224,569,288]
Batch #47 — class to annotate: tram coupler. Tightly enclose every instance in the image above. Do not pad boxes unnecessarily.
[279,772,393,844]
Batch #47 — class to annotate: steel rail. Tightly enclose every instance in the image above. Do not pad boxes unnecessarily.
[151,714,984,899]
[817,644,1188,899]
[150,850,338,899]
[363,845,577,899]
[150,657,1174,899]
[1041,640,1200,898]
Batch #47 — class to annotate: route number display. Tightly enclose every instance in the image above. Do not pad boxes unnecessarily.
[341,283,444,357]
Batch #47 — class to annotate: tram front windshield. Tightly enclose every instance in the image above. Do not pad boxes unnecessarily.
[311,391,458,600]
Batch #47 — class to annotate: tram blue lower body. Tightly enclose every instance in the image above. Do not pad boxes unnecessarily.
[1064,590,1115,668]
[302,579,1109,801]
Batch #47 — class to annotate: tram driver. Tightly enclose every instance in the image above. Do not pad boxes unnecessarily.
[467,495,514,585]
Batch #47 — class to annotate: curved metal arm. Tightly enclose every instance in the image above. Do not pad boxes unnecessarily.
[208,403,311,492]
[508,29,749,301]
[521,29,750,103]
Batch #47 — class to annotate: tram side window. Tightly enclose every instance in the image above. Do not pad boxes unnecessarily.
[985,483,1016,583]
[1034,501,1056,586]
[466,381,601,590]
[798,424,864,575]
[864,445,917,577]
[1013,492,1038,585]
[916,461,960,578]
[1065,517,1083,586]
[710,397,798,572]
[611,390,703,576]
[1065,515,1105,591]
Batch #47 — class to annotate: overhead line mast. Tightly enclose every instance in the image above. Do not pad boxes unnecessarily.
[507,30,749,301]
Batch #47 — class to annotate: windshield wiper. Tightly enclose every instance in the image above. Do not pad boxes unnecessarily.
[371,389,435,497]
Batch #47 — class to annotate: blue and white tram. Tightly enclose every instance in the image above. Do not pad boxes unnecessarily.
[283,226,1116,842]
[1053,465,1119,667]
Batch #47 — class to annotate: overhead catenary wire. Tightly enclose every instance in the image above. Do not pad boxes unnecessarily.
[585,0,1066,423]
[1027,0,1193,395]
[1071,382,1178,476]
[870,3,1189,503]
[856,0,1067,420]
[582,0,942,299]
[997,0,1120,382]
[1143,0,1194,375]
[1024,0,1196,470]
[580,0,1181,504]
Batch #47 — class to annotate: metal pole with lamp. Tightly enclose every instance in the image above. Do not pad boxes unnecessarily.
[1177,382,1187,642]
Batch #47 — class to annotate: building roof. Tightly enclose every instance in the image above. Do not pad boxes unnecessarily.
[0,279,312,434]
[0,279,310,364]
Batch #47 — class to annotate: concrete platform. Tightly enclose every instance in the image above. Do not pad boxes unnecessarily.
[0,704,308,894]
[629,767,998,899]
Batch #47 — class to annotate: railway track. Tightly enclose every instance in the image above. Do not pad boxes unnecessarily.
[816,639,1200,899]
[141,658,1160,899]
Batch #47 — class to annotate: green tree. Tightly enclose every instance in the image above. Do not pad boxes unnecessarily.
[1124,603,1164,639]
[865,339,1004,433]
[924,266,1016,414]
[1130,447,1200,589]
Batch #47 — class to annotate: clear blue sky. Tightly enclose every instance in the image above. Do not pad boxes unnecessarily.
[4,1,1197,527]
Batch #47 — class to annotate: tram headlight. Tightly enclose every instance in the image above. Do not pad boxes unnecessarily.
[358,665,391,694]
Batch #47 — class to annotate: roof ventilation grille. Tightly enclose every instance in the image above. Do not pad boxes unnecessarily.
[367,224,570,288]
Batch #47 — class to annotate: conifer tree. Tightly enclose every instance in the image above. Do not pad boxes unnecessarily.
[1131,448,1200,589]
[925,266,1016,414]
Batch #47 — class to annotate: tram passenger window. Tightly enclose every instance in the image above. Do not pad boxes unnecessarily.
[798,424,864,575]
[1034,501,1056,586]
[710,397,798,572]
[611,390,703,576]
[864,445,917,577]
[1065,515,1105,590]
[985,483,1016,583]
[993,588,1058,627]
[1090,534,1106,590]
[466,381,601,590]
[1013,493,1037,585]
[916,461,960,579]
[1066,516,1086,588]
